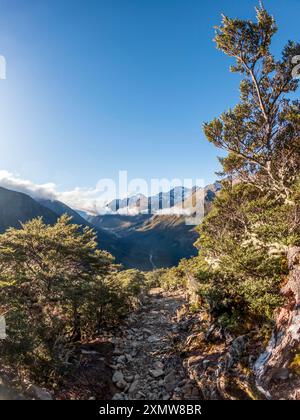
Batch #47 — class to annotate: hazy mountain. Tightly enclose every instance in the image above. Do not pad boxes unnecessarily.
[105,187,193,214]
[87,214,151,237]
[177,182,221,215]
[87,182,221,270]
[0,183,220,271]
[38,199,92,227]
[76,210,91,220]
[0,187,58,233]
[88,213,198,270]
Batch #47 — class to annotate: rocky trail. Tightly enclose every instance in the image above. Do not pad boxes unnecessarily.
[3,285,295,400]
[109,288,201,401]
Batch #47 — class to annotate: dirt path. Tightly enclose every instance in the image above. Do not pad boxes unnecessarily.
[110,288,201,400]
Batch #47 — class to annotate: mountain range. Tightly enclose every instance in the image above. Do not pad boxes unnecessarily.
[105,186,193,214]
[0,183,220,270]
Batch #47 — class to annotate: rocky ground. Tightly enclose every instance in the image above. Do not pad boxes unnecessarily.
[3,286,297,400]
[109,288,201,400]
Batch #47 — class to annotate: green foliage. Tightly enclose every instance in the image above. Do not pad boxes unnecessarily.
[157,267,186,291]
[144,270,164,288]
[172,5,299,333]
[192,184,287,325]
[0,216,146,380]
[204,5,300,203]
[193,4,300,330]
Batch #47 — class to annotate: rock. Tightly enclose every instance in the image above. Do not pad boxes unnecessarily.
[81,349,99,355]
[137,391,146,398]
[162,393,170,400]
[230,335,248,357]
[108,364,119,370]
[149,369,164,378]
[164,371,176,392]
[26,385,52,400]
[112,393,124,400]
[128,380,139,394]
[191,387,201,398]
[147,336,160,343]
[273,368,290,381]
[125,354,133,362]
[117,355,126,364]
[112,371,124,384]
[124,375,134,383]
[116,379,128,390]
[142,328,153,335]
[182,383,193,396]
[153,361,164,370]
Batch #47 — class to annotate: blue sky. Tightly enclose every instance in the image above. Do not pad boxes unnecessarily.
[0,0,299,204]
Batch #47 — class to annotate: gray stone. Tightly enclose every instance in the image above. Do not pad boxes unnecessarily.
[273,368,290,381]
[117,355,126,364]
[112,393,124,400]
[164,371,176,392]
[116,379,128,390]
[147,336,160,343]
[153,361,164,369]
[112,371,124,384]
[149,369,164,378]
[128,380,139,394]
[81,349,99,355]
[142,328,153,335]
[125,354,133,362]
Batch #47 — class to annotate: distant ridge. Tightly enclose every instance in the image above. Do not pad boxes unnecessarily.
[0,182,221,271]
[0,187,58,233]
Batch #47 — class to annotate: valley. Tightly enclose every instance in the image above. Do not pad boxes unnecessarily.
[0,183,220,270]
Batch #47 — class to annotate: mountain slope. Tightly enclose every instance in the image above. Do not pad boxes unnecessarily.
[88,213,197,270]
[0,188,130,266]
[38,199,93,227]
[106,187,193,213]
[0,187,58,233]
[86,183,221,270]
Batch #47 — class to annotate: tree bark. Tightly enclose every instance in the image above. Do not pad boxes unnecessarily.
[254,246,300,397]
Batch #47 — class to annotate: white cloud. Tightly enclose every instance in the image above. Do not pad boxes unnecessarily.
[156,207,193,216]
[0,170,196,216]
[0,170,57,200]
[0,170,136,215]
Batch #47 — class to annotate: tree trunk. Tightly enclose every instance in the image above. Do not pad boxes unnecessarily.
[254,246,300,398]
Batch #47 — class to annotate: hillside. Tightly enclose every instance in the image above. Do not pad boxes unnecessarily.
[0,187,58,233]
[0,183,220,270]
[86,184,221,270]
[88,213,198,270]
[38,199,92,227]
